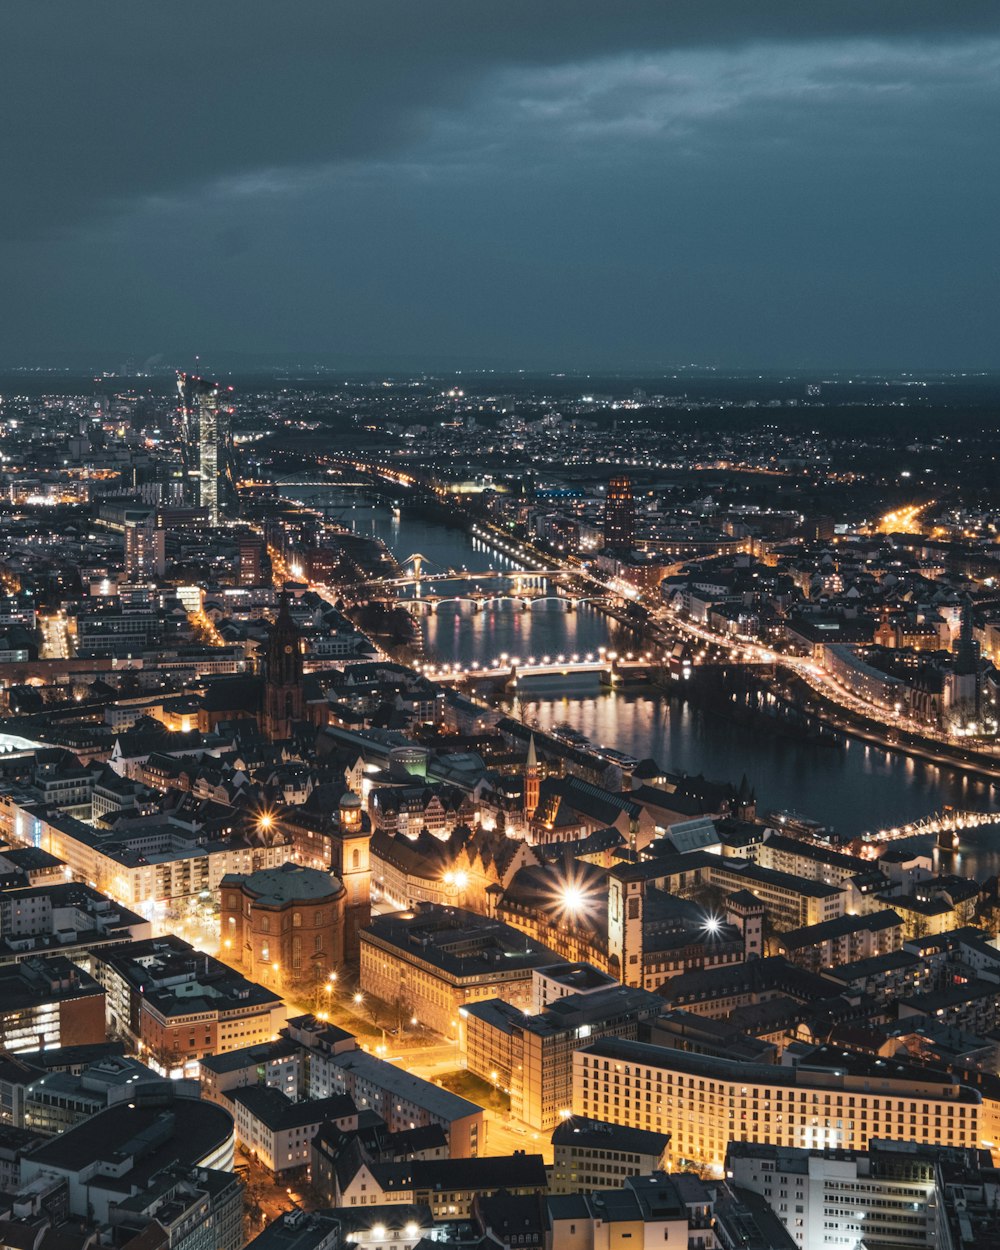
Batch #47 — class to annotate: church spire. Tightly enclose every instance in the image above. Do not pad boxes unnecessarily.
[523,734,540,821]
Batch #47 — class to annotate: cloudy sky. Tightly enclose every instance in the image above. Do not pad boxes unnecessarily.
[3,1,998,370]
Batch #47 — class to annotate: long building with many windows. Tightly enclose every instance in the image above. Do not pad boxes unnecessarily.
[572,1038,986,1175]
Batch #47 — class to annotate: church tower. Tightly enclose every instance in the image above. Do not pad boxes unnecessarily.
[732,774,756,823]
[330,792,372,965]
[874,604,897,649]
[523,734,539,820]
[262,592,304,741]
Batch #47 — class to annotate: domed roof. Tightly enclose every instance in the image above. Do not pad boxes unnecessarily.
[239,861,343,904]
[339,792,362,810]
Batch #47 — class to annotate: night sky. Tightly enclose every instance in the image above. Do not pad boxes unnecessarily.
[3,1,999,371]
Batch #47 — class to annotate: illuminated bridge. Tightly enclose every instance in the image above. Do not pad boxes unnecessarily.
[413,650,657,687]
[851,809,996,856]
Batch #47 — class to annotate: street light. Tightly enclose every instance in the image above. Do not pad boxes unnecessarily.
[560,884,585,914]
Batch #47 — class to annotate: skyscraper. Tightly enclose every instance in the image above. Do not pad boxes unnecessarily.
[604,475,635,550]
[237,532,265,586]
[176,372,229,526]
[123,515,165,580]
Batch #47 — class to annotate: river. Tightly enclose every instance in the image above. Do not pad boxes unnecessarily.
[288,488,1000,864]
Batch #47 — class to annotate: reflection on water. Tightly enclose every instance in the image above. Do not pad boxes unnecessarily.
[510,688,1000,862]
[422,602,612,670]
[297,489,618,666]
[288,489,1000,860]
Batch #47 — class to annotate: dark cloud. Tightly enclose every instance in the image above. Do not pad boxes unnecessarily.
[3,0,997,236]
[1,1,998,366]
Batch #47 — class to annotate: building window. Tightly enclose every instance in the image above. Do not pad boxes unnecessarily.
[293,911,302,927]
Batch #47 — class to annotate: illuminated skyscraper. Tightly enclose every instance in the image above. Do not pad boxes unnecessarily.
[237,532,265,586]
[176,372,229,526]
[604,475,635,550]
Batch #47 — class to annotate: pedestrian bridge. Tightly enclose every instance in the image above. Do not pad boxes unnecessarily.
[405,592,614,614]
[849,809,995,856]
[416,652,656,686]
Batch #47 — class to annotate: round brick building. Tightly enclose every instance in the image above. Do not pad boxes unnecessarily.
[220,862,346,993]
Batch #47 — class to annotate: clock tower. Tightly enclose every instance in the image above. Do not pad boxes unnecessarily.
[262,591,304,741]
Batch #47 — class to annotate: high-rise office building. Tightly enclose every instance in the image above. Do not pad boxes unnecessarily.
[604,475,635,550]
[177,372,229,526]
[237,533,265,586]
[123,515,165,580]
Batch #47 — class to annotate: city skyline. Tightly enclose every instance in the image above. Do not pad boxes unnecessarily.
[2,2,1000,370]
[2,6,999,1248]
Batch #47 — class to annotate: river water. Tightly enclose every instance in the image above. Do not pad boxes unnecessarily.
[290,488,1000,864]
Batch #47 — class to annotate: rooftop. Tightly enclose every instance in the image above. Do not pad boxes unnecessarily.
[222,861,344,904]
[229,1086,356,1130]
[23,1094,233,1188]
[551,1115,670,1155]
[326,1047,482,1124]
[577,1038,980,1102]
[361,904,563,982]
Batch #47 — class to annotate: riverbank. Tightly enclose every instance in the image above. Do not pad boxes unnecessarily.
[284,477,1000,838]
[781,669,1000,784]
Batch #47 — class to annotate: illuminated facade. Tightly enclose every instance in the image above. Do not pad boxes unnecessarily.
[461,981,661,1131]
[523,733,539,819]
[93,935,286,1077]
[238,532,265,585]
[604,475,635,550]
[726,1138,977,1250]
[123,515,165,579]
[330,792,372,963]
[0,956,106,1054]
[220,862,347,993]
[359,905,561,1037]
[177,372,229,525]
[574,1038,982,1174]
